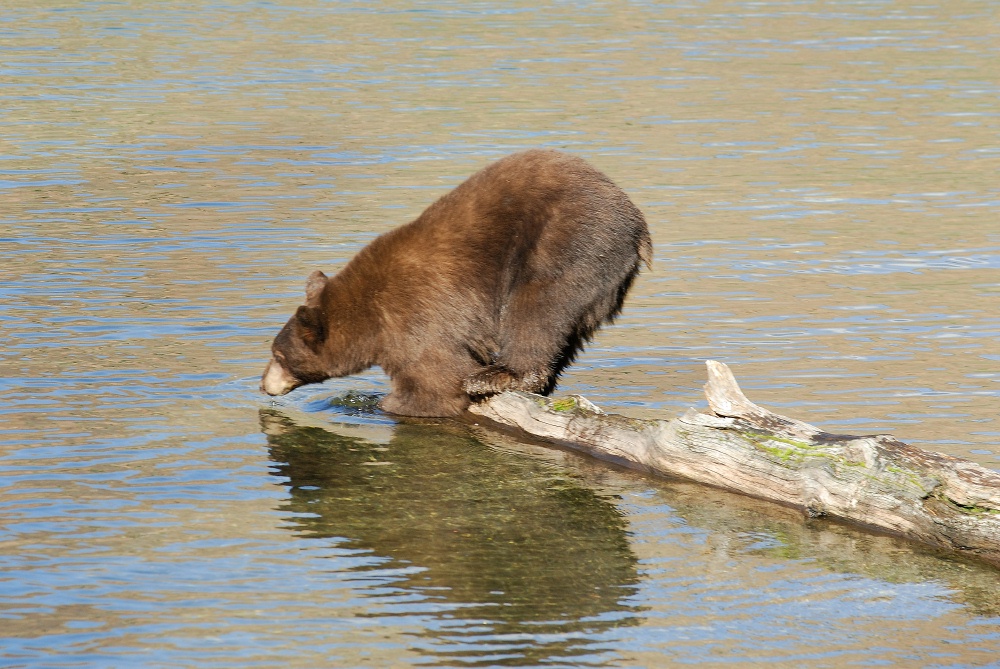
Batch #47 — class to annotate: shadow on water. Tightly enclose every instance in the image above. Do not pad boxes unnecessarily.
[260,407,642,667]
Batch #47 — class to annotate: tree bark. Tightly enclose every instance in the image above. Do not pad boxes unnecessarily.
[468,360,1000,566]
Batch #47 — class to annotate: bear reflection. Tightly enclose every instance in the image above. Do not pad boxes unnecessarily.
[261,409,640,666]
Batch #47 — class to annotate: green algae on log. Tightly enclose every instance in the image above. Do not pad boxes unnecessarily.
[469,360,1000,567]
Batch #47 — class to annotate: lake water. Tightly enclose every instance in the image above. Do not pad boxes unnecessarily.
[2,0,999,666]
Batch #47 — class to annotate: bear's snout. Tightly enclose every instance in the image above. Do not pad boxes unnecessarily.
[261,358,301,396]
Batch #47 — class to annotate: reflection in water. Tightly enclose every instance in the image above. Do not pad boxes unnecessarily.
[472,424,1000,619]
[643,478,1000,620]
[256,405,1000,666]
[261,409,640,666]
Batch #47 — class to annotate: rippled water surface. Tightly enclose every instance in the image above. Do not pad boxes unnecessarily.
[2,1,999,666]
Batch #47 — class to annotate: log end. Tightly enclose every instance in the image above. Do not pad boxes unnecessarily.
[704,359,760,418]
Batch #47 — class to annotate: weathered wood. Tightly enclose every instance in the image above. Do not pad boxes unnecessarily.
[468,360,1000,566]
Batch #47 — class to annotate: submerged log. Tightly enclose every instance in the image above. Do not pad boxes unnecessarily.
[469,360,1000,566]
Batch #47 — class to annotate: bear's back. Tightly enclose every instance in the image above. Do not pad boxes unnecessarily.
[335,149,648,346]
[393,149,646,291]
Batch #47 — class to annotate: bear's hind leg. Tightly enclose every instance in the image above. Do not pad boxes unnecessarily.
[463,267,638,399]
[463,365,547,397]
[462,284,583,398]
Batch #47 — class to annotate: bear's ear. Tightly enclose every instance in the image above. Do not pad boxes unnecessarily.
[294,305,327,350]
[305,270,328,307]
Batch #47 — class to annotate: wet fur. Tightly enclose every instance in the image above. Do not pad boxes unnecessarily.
[267,149,652,417]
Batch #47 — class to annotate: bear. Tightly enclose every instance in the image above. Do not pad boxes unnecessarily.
[261,149,652,417]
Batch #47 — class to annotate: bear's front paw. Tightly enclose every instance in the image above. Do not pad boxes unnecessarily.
[379,391,468,417]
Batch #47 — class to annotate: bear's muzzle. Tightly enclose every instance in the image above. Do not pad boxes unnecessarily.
[260,358,302,396]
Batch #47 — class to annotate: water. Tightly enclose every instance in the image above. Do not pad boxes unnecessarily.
[2,0,999,666]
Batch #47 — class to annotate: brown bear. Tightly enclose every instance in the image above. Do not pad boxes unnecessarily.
[261,149,652,417]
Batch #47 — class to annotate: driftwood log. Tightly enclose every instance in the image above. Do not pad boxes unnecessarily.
[469,360,1000,566]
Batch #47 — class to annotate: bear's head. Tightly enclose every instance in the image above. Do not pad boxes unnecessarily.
[261,270,330,396]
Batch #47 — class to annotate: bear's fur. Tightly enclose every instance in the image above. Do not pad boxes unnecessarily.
[261,149,652,417]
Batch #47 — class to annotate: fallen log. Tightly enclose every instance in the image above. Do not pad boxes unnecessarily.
[468,360,1000,566]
